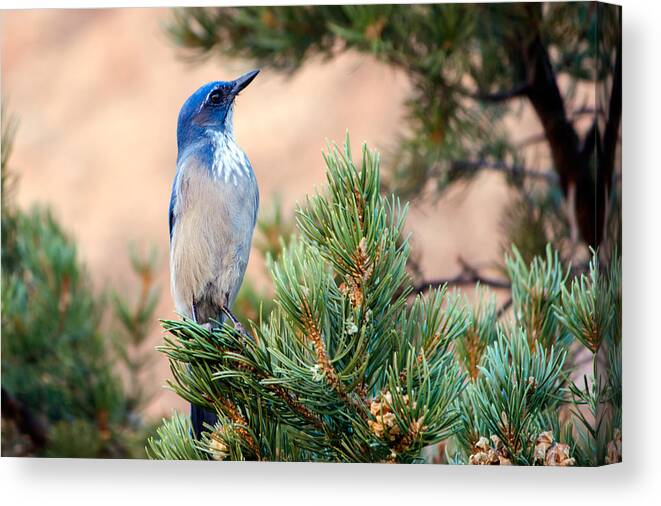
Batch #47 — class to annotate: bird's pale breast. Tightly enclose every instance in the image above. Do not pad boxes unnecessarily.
[169,149,257,321]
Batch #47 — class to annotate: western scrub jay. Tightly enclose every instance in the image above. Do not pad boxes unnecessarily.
[169,70,260,438]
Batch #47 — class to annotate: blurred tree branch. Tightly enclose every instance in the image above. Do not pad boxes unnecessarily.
[415,256,510,294]
[470,82,530,102]
[449,160,557,184]
[1,387,49,451]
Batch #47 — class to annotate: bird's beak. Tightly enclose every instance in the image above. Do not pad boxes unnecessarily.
[232,69,260,96]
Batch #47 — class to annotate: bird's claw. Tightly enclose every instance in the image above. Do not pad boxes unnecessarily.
[221,306,254,342]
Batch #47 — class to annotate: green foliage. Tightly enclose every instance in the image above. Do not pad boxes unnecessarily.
[499,189,568,265]
[43,419,104,458]
[152,136,467,463]
[466,327,566,464]
[452,287,498,381]
[111,245,160,414]
[162,10,622,467]
[1,206,124,447]
[552,253,622,466]
[555,252,616,353]
[1,114,156,458]
[506,244,568,351]
[450,245,621,466]
[1,104,17,212]
[147,412,206,460]
[152,136,621,466]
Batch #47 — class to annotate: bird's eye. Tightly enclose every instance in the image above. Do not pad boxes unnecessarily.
[209,90,222,105]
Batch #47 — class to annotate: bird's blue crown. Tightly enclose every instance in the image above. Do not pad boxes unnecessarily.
[176,70,260,158]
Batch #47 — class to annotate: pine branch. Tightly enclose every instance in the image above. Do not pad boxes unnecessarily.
[469,82,531,102]
[506,244,568,352]
[449,160,558,184]
[152,136,468,463]
[150,131,621,465]
[415,257,510,293]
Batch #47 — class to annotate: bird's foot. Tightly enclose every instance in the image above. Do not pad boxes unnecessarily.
[221,306,253,341]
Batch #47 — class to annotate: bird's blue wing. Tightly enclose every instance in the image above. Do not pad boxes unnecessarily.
[191,403,218,439]
[168,179,177,241]
[252,167,260,228]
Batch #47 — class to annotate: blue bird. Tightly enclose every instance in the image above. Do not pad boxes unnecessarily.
[169,70,260,438]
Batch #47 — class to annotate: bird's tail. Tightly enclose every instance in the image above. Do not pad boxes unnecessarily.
[191,403,218,439]
[188,301,225,439]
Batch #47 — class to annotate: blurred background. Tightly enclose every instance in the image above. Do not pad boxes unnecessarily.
[1,3,620,457]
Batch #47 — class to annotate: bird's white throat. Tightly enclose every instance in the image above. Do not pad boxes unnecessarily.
[208,130,252,186]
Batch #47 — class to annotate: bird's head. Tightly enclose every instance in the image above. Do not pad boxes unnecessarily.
[176,69,260,152]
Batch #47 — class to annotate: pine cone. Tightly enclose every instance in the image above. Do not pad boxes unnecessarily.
[605,428,622,464]
[534,430,575,466]
[469,435,511,465]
